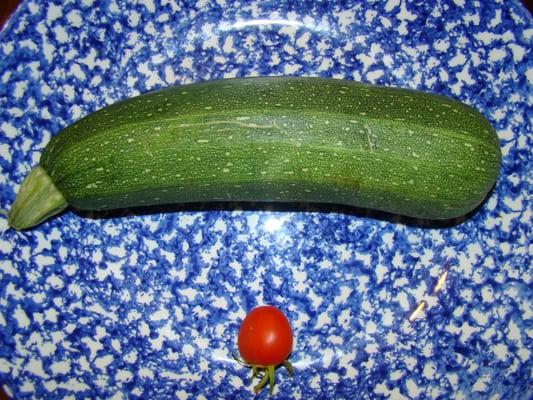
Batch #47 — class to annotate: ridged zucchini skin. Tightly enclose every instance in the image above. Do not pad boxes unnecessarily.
[9,76,501,229]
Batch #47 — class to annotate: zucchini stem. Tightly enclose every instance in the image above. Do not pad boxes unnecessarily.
[8,166,67,230]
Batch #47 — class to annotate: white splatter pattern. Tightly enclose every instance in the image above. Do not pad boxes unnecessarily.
[0,1,532,399]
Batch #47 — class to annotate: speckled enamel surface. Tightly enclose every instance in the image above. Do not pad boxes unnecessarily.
[0,1,531,399]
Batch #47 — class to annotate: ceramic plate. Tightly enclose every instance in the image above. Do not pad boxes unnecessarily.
[0,1,531,399]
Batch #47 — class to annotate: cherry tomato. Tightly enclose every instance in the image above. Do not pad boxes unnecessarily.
[236,305,294,395]
[238,305,293,365]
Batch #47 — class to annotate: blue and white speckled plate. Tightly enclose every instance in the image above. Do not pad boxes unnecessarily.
[0,1,532,399]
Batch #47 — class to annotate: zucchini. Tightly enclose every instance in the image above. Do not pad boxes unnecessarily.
[8,76,501,229]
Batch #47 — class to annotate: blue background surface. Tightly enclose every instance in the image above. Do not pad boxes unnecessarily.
[0,1,531,398]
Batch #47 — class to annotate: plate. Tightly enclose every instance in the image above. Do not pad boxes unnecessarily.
[0,1,531,398]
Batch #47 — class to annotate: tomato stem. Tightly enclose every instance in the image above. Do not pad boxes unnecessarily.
[251,366,258,381]
[268,365,276,396]
[284,361,294,377]
[253,369,270,394]
[233,352,294,396]
[232,351,248,367]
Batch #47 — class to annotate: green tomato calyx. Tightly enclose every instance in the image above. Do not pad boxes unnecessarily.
[233,352,293,396]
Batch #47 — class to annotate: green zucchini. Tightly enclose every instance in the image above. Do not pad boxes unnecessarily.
[8,76,501,229]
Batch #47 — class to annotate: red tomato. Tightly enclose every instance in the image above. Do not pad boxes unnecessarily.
[238,305,293,366]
